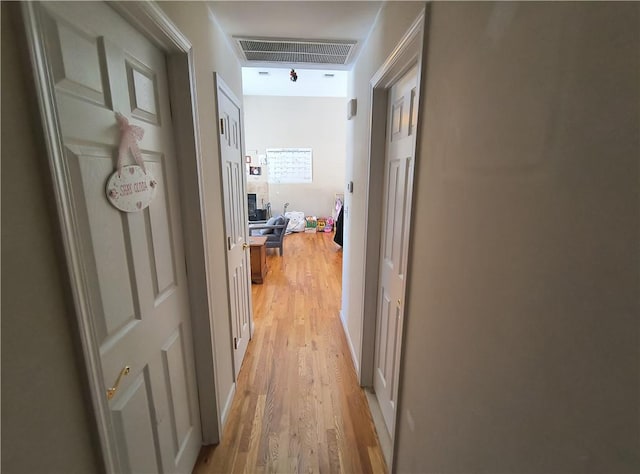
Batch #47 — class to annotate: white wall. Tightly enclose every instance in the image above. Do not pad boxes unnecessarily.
[1,4,101,472]
[243,95,346,217]
[396,2,640,472]
[159,1,243,438]
[343,1,425,376]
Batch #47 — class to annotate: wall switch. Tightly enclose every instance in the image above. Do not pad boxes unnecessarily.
[347,98,357,120]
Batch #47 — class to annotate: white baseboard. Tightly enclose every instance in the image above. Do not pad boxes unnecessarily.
[340,310,360,378]
[364,388,393,468]
[219,382,236,430]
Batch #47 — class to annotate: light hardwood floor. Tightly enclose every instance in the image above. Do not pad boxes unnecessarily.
[193,231,387,474]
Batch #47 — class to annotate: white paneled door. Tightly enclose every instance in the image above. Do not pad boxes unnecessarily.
[373,65,419,437]
[36,2,201,472]
[215,75,253,379]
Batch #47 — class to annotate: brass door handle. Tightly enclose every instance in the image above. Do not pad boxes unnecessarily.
[243,243,250,250]
[106,366,130,400]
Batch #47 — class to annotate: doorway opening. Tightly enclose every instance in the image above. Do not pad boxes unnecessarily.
[194,67,389,472]
[239,65,349,372]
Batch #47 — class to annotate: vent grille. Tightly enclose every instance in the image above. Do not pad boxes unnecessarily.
[236,37,356,65]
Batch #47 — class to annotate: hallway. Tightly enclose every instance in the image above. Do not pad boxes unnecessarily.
[193,232,386,473]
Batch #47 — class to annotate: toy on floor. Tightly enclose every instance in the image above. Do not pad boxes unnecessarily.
[305,216,317,233]
[324,217,334,232]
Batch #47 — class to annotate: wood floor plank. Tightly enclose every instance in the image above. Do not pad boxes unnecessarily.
[245,394,266,472]
[193,232,387,473]
[368,446,387,474]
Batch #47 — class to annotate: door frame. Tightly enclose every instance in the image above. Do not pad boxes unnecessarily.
[359,7,426,465]
[213,72,255,379]
[20,2,221,471]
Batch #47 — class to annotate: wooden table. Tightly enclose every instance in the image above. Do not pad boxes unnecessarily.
[249,236,268,284]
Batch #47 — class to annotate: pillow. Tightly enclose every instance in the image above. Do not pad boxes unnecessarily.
[259,216,278,235]
[285,211,306,233]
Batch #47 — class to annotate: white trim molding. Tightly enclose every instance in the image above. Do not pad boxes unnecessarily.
[370,11,425,88]
[220,381,237,429]
[341,310,361,378]
[111,1,191,53]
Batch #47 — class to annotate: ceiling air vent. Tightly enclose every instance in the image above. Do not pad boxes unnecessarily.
[235,37,357,65]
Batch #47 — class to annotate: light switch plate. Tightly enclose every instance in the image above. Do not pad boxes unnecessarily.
[347,98,357,120]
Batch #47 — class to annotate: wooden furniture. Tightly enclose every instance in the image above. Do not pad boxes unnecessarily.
[249,236,268,283]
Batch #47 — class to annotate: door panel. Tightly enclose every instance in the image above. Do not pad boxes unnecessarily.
[375,288,392,386]
[66,145,140,342]
[146,157,178,301]
[126,57,160,125]
[383,159,401,263]
[112,371,163,474]
[161,327,195,455]
[43,12,112,108]
[374,65,418,437]
[38,3,202,472]
[217,78,252,378]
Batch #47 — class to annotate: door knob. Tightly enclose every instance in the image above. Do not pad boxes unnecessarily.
[243,243,250,250]
[106,366,130,400]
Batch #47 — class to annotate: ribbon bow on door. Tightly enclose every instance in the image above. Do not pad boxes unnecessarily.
[106,113,157,213]
[115,112,146,175]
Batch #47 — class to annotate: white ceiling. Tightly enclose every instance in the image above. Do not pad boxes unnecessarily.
[242,67,348,97]
[208,1,383,69]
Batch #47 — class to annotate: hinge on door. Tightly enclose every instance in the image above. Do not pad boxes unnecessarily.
[233,337,238,350]
[184,256,188,276]
[220,118,225,135]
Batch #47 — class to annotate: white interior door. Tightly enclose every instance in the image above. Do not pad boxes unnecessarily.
[373,65,419,437]
[216,76,253,379]
[36,3,201,472]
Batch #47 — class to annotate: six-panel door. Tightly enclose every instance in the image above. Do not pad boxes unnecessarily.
[38,3,202,472]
